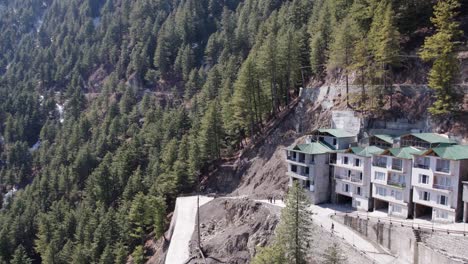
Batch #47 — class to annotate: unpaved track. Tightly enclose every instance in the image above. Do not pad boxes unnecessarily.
[256,200,397,264]
[165,196,213,264]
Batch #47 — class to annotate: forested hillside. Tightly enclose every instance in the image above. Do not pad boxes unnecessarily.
[0,0,466,263]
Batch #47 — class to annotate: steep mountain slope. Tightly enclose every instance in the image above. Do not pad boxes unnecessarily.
[0,0,467,263]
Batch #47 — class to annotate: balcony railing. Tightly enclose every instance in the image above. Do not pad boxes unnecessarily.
[391,164,403,171]
[287,156,295,161]
[298,159,305,163]
[335,174,349,180]
[351,177,362,183]
[387,181,406,188]
[435,167,450,173]
[433,184,453,191]
[373,162,387,168]
[414,164,429,169]
[330,159,337,165]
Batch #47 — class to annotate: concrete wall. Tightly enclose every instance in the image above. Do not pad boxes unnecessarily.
[331,111,361,136]
[337,215,463,264]
[312,154,331,204]
[417,244,466,264]
[463,182,468,203]
[339,215,416,263]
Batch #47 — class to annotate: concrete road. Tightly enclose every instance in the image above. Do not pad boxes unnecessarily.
[257,200,397,264]
[165,196,213,264]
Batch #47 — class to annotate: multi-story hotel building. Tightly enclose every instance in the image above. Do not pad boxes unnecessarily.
[412,145,468,222]
[371,147,421,218]
[333,146,383,211]
[286,129,357,204]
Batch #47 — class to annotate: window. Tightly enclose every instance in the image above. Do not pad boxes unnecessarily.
[356,187,361,196]
[310,155,315,164]
[434,176,451,189]
[359,172,363,181]
[392,158,403,171]
[415,156,430,169]
[305,167,309,175]
[391,190,402,200]
[376,187,386,196]
[373,156,387,168]
[354,158,361,167]
[292,152,297,159]
[418,174,429,184]
[435,210,448,219]
[436,159,450,173]
[333,138,337,145]
[375,171,385,181]
[344,156,349,164]
[342,184,349,193]
[291,165,297,173]
[305,180,311,188]
[420,191,430,201]
[355,200,361,207]
[392,205,402,213]
[438,195,448,206]
[299,153,305,163]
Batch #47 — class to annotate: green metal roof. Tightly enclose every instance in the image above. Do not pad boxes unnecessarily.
[372,134,394,144]
[380,147,424,159]
[287,142,332,155]
[407,133,455,144]
[424,145,468,160]
[316,129,355,138]
[347,146,384,157]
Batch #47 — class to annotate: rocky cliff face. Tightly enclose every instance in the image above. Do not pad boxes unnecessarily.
[187,198,280,264]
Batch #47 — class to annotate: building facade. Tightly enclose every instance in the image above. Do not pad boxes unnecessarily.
[371,147,420,218]
[286,142,332,204]
[333,146,382,211]
[284,130,468,223]
[412,145,468,222]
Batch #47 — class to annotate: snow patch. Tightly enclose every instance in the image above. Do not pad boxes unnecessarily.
[30,140,41,152]
[2,187,17,208]
[56,103,64,123]
[93,17,101,27]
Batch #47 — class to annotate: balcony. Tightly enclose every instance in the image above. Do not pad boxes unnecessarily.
[391,164,403,171]
[373,162,387,168]
[287,156,295,161]
[387,181,406,188]
[298,159,305,163]
[433,184,453,191]
[351,177,362,183]
[414,164,429,169]
[435,167,450,174]
[335,174,349,180]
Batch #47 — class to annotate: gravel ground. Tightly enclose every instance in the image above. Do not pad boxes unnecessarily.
[422,233,468,263]
[308,222,374,264]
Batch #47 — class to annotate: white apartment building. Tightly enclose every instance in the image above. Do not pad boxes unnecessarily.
[371,147,421,218]
[412,145,468,222]
[333,146,383,211]
[286,142,332,204]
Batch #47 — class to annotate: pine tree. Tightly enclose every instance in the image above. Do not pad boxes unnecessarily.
[276,182,313,264]
[10,245,32,264]
[369,0,400,107]
[419,0,462,115]
[322,242,346,264]
[251,243,286,264]
[198,101,223,163]
[328,16,356,105]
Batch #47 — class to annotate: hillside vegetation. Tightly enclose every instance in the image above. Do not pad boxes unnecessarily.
[0,0,467,262]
